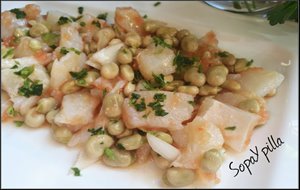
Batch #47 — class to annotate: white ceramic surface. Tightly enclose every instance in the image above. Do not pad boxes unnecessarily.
[1,1,298,188]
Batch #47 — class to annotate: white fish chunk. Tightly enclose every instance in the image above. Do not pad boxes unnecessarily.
[198,98,261,152]
[54,91,100,131]
[60,23,83,50]
[232,68,284,97]
[122,91,194,131]
[137,46,176,80]
[89,42,124,67]
[172,117,224,169]
[50,52,86,90]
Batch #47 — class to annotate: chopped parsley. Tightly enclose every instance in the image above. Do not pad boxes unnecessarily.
[6,106,16,117]
[88,127,105,136]
[246,59,254,67]
[198,64,203,73]
[143,14,148,19]
[14,120,24,127]
[137,129,147,136]
[70,15,83,22]
[116,143,125,150]
[41,32,60,47]
[92,20,101,28]
[10,8,26,19]
[78,7,84,14]
[129,93,146,112]
[225,126,236,131]
[71,167,81,176]
[18,78,43,98]
[147,93,168,117]
[217,51,229,57]
[142,80,155,90]
[69,68,87,81]
[57,16,73,25]
[97,12,108,20]
[152,36,172,49]
[188,100,195,106]
[154,108,168,116]
[130,93,168,117]
[153,73,166,88]
[173,52,197,72]
[130,93,141,103]
[104,148,116,160]
[134,98,146,111]
[153,93,167,102]
[60,47,81,55]
[133,70,144,84]
[2,48,14,59]
[60,47,69,55]
[10,61,20,69]
[14,65,34,79]
[142,74,166,90]
[79,21,86,27]
[154,2,161,7]
[102,89,108,97]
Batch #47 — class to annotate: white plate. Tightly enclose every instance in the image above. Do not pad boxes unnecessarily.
[1,1,298,188]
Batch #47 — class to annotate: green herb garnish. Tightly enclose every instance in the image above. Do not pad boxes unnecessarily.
[246,59,253,67]
[137,129,147,136]
[7,106,16,117]
[88,127,105,136]
[18,78,43,98]
[70,48,81,55]
[10,61,20,69]
[60,47,81,55]
[130,93,141,103]
[153,73,166,88]
[134,98,146,112]
[130,93,146,112]
[218,51,229,57]
[14,120,24,127]
[104,148,116,160]
[142,74,166,90]
[97,12,108,20]
[57,16,72,25]
[10,8,26,19]
[80,22,86,27]
[133,70,144,84]
[116,143,125,150]
[69,68,87,81]
[102,89,108,97]
[142,80,155,90]
[153,93,167,102]
[188,100,195,106]
[41,32,60,47]
[71,167,81,176]
[154,2,161,7]
[14,65,34,79]
[173,52,197,72]
[78,7,84,14]
[267,1,298,26]
[198,64,203,73]
[60,47,69,55]
[147,93,168,117]
[225,126,236,131]
[143,14,148,19]
[92,20,101,28]
[2,48,14,59]
[152,36,172,49]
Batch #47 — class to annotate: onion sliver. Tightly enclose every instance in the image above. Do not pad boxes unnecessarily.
[146,133,180,161]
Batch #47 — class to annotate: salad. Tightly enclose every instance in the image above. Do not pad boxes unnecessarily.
[1,4,285,187]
